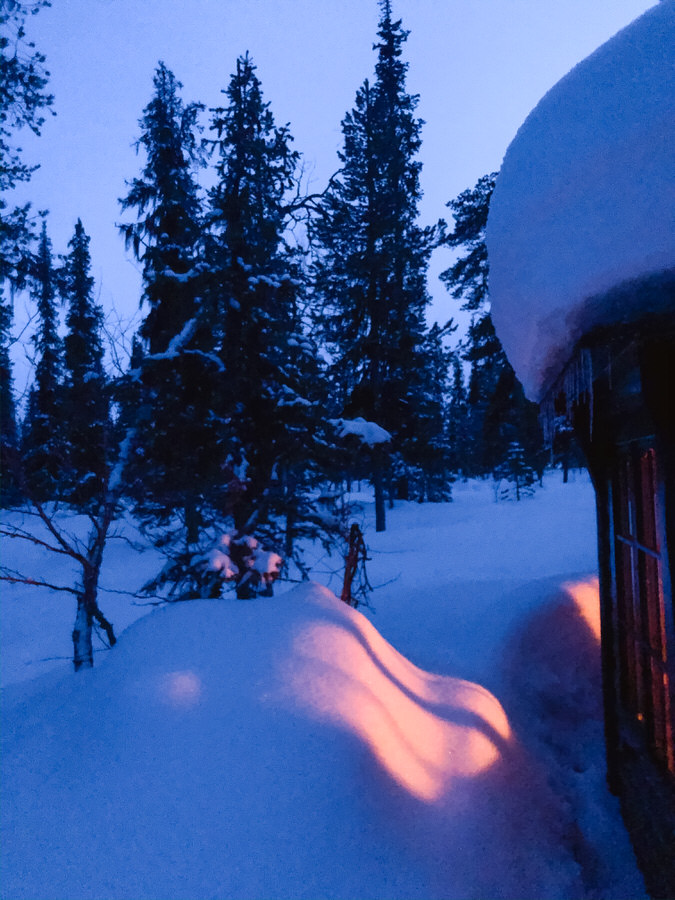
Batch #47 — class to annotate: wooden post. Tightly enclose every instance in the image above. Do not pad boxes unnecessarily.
[341,524,367,607]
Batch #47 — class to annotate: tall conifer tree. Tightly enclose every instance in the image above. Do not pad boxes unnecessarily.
[1,0,53,503]
[119,62,224,539]
[410,321,454,501]
[313,0,439,529]
[205,53,330,581]
[441,173,544,477]
[61,219,110,504]
[22,222,65,497]
[446,354,470,477]
[0,0,54,287]
[120,62,204,355]
[0,297,20,504]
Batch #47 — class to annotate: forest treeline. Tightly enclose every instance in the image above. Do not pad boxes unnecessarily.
[1,1,575,654]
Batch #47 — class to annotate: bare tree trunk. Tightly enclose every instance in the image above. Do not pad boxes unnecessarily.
[284,470,295,561]
[285,511,294,560]
[374,463,386,532]
[71,514,117,670]
[396,475,409,501]
[185,501,200,546]
[72,597,93,671]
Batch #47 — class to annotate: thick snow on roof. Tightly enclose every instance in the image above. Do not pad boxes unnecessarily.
[486,1,675,401]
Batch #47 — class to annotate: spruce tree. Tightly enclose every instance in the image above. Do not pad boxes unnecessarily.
[120,62,204,356]
[313,0,439,530]
[441,173,544,478]
[411,321,454,501]
[441,173,499,474]
[1,0,53,503]
[21,221,65,497]
[0,0,54,288]
[119,62,224,543]
[446,353,471,477]
[205,53,331,591]
[0,295,21,504]
[61,219,110,504]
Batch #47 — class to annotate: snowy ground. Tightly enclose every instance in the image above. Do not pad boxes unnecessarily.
[1,471,646,899]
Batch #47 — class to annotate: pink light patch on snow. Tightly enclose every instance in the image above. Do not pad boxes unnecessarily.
[161,670,203,708]
[563,577,601,641]
[286,613,512,803]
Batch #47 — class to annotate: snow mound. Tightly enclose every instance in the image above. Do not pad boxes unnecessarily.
[487,1,675,401]
[2,583,582,900]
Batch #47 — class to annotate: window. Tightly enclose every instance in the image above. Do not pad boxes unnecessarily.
[613,447,674,772]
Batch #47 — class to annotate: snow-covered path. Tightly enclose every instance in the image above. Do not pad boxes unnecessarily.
[347,475,601,686]
[351,476,646,898]
[1,473,646,899]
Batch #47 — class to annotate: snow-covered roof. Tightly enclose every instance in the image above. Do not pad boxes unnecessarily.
[486,1,675,402]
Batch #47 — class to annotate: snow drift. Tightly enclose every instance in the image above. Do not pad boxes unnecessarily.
[3,583,583,900]
[1,476,646,899]
[486,0,675,401]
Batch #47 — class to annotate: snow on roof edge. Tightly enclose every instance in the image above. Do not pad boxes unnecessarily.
[486,1,675,402]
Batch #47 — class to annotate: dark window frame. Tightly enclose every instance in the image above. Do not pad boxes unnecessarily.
[612,445,674,773]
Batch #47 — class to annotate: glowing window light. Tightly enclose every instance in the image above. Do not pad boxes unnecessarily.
[563,577,601,641]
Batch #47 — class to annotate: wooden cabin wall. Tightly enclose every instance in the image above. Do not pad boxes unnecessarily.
[569,335,675,898]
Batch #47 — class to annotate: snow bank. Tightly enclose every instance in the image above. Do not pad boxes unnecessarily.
[486,1,675,401]
[1,474,645,898]
[3,582,586,900]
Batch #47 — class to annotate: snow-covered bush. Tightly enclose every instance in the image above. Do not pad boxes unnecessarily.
[141,528,283,601]
[494,442,537,501]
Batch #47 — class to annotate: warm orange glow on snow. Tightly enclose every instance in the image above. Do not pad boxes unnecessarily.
[161,670,203,707]
[563,577,601,641]
[286,612,511,803]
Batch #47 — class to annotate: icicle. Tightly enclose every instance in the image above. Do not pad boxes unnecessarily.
[539,395,555,447]
[582,348,594,439]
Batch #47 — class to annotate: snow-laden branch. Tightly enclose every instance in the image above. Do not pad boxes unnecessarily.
[107,431,133,494]
[183,349,226,372]
[330,417,392,446]
[126,316,206,380]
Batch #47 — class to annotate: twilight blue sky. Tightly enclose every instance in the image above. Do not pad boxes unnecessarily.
[10,0,656,387]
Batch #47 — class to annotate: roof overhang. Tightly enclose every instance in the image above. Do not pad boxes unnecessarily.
[486,1,675,403]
